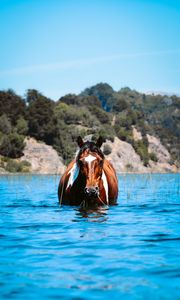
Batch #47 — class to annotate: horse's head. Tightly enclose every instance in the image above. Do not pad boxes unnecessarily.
[76,136,105,201]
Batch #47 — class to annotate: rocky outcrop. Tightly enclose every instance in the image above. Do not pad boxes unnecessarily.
[103,135,179,173]
[103,137,148,173]
[20,137,65,174]
[132,126,142,141]
[147,134,170,163]
[146,134,178,173]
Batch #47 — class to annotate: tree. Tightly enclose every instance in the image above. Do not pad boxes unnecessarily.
[0,114,11,134]
[26,90,56,144]
[26,89,41,104]
[0,133,25,158]
[16,117,28,135]
[0,90,26,125]
[58,94,79,105]
[89,106,110,124]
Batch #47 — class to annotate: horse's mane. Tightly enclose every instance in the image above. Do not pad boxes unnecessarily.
[76,141,104,161]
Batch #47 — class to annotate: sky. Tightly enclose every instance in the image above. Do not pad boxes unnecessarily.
[0,0,180,100]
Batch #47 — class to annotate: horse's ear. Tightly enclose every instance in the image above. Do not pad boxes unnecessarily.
[96,136,105,148]
[77,136,84,148]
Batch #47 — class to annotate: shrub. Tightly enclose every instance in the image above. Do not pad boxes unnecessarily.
[0,133,25,158]
[149,152,158,162]
[5,160,31,173]
[115,127,133,143]
[133,139,149,166]
[103,144,112,155]
[91,125,115,143]
[126,163,133,171]
[19,160,31,172]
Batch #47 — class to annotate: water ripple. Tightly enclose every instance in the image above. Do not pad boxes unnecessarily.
[0,174,180,299]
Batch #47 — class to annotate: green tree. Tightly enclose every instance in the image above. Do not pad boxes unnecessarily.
[0,114,11,134]
[0,133,25,158]
[0,90,26,125]
[89,106,110,124]
[16,117,28,135]
[26,90,56,144]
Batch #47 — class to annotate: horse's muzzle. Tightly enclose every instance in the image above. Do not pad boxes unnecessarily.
[84,186,99,199]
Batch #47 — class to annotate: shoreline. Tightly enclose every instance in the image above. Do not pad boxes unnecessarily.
[0,171,179,176]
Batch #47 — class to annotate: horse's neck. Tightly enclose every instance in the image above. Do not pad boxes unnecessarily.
[103,159,115,174]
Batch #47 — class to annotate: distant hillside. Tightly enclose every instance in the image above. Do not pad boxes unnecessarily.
[0,84,179,173]
[81,83,180,165]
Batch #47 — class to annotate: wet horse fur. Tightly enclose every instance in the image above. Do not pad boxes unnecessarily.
[58,137,118,207]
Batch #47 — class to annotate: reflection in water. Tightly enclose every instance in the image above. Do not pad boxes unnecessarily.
[75,206,109,223]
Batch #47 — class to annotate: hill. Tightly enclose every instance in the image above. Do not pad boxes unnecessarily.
[0,84,179,173]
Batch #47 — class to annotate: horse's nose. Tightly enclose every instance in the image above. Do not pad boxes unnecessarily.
[84,186,99,198]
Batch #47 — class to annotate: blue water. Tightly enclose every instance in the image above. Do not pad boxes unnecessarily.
[0,174,179,300]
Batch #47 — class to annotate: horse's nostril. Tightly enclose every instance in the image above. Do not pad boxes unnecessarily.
[84,187,89,194]
[84,186,99,198]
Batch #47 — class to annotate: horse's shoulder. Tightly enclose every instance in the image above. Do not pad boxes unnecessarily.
[60,159,76,184]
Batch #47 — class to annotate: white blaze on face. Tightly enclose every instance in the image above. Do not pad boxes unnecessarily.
[66,163,79,189]
[84,154,96,163]
[102,171,109,204]
[84,154,97,178]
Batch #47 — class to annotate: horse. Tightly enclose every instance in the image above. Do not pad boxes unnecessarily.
[58,136,118,207]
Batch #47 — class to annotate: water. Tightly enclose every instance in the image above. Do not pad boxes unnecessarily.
[0,174,179,300]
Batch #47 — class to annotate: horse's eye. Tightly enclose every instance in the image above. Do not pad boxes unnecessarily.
[78,160,83,167]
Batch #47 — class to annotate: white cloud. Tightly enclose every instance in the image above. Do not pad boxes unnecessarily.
[0,49,180,76]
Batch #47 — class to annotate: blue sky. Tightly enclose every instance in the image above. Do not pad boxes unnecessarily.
[0,0,180,100]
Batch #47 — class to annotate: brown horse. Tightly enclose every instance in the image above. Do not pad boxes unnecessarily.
[58,136,118,207]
